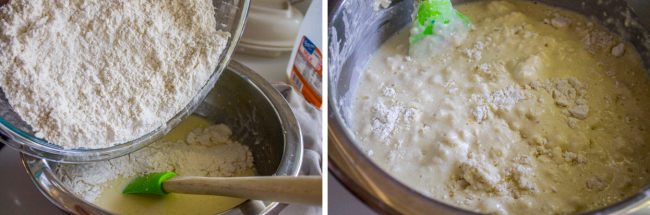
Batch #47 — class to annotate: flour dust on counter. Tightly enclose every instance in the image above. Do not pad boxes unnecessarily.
[352,0,650,214]
[57,116,256,215]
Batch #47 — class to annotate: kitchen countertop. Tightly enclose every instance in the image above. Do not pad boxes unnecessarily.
[0,146,65,214]
[328,174,376,215]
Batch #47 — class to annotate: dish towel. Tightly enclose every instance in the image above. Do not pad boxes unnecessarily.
[274,84,322,215]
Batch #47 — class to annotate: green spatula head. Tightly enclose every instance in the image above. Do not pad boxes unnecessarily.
[410,0,470,55]
[123,171,177,195]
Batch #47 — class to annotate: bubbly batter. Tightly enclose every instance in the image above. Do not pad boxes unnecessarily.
[353,1,650,214]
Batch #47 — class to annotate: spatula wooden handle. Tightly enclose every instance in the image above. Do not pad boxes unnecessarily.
[162,176,322,205]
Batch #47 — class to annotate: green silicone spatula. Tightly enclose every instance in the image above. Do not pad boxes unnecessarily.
[123,172,322,205]
[409,0,471,56]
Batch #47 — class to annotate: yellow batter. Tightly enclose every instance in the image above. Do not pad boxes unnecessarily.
[95,116,256,215]
[353,1,650,214]
[61,116,256,215]
[93,176,251,215]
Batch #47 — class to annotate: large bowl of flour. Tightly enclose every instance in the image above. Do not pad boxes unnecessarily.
[329,0,650,214]
[0,0,250,162]
[21,61,303,214]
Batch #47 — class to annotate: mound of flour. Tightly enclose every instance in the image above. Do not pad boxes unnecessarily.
[57,124,255,202]
[0,0,229,149]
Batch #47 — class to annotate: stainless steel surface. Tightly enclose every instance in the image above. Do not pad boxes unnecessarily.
[21,61,303,215]
[0,0,251,163]
[328,0,650,214]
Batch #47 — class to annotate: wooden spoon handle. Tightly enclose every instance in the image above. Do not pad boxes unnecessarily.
[162,176,322,205]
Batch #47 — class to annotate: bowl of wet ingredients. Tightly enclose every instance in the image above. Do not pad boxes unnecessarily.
[329,0,650,214]
[22,61,303,215]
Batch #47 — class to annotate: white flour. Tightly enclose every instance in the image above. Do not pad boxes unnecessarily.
[477,86,526,109]
[370,102,402,140]
[0,0,229,149]
[57,124,254,202]
[373,0,391,10]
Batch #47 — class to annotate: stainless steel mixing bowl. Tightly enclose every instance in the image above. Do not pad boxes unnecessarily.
[328,0,650,214]
[0,0,251,162]
[21,61,303,215]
